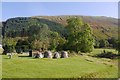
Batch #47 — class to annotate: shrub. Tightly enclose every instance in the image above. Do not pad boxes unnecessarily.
[96,50,118,59]
[15,39,30,53]
[2,45,15,55]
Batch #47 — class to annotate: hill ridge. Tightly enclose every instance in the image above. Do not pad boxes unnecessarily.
[1,15,118,40]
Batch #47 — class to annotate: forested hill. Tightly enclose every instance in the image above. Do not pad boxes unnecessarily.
[33,16,118,39]
[1,15,118,40]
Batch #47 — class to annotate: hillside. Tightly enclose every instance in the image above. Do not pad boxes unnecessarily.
[2,15,118,40]
[33,16,118,39]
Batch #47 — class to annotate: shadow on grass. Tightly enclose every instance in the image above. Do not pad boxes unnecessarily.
[93,52,119,59]
[17,56,36,60]
[18,56,30,57]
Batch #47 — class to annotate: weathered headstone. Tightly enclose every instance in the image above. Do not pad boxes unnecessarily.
[53,52,60,59]
[34,51,43,58]
[34,53,40,58]
[61,51,68,58]
[39,52,43,58]
[44,51,52,58]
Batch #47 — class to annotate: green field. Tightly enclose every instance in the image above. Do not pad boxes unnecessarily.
[1,49,118,78]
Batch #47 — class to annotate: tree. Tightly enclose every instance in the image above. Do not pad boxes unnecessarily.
[94,39,100,48]
[48,32,59,51]
[76,24,94,52]
[31,39,49,51]
[15,39,30,53]
[66,17,94,53]
[2,38,17,54]
[108,37,117,48]
[28,23,51,51]
[56,38,67,51]
[99,39,109,48]
[3,45,14,55]
[28,23,51,41]
[114,40,120,52]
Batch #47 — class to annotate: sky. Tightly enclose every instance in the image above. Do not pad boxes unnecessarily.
[2,2,118,21]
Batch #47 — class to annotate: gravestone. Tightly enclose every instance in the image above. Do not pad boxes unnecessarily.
[34,51,43,58]
[39,52,43,58]
[44,51,52,58]
[34,53,40,58]
[53,52,60,59]
[61,51,68,58]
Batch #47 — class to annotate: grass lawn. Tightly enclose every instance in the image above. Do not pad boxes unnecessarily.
[2,49,118,78]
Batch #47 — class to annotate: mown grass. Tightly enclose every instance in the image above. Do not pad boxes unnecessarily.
[2,49,118,78]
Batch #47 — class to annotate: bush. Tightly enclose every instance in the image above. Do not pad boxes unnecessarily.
[99,39,109,48]
[15,39,31,53]
[95,50,118,59]
[2,45,15,55]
